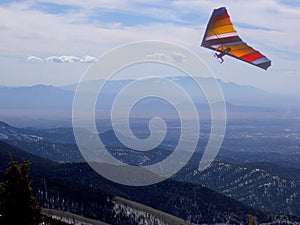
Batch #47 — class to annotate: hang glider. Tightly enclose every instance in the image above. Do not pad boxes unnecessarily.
[201,7,271,70]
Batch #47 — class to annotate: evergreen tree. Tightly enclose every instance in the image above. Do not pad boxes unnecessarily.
[0,157,42,225]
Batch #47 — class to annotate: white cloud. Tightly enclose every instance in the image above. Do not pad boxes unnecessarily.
[172,52,185,62]
[146,52,186,63]
[146,53,172,62]
[28,55,98,63]
[0,1,200,57]
[80,55,98,63]
[45,56,63,63]
[27,55,43,63]
[46,55,80,63]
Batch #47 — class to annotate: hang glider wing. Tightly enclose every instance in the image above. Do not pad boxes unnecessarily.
[201,7,271,70]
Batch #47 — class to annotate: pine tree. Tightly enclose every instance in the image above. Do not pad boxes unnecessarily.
[0,156,42,225]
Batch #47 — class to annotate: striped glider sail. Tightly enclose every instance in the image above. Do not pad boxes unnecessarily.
[201,7,271,70]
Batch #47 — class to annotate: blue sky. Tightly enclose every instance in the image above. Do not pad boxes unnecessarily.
[0,0,300,95]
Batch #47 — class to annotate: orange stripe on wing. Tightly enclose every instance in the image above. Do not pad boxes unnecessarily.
[208,17,232,30]
[206,25,236,36]
[230,48,256,57]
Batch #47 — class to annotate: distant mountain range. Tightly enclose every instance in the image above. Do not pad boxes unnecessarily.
[0,77,299,127]
[60,77,289,107]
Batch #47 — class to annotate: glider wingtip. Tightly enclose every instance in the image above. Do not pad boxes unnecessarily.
[262,61,271,70]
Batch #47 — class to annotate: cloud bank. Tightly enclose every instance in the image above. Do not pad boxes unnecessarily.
[28,55,98,63]
[46,55,81,63]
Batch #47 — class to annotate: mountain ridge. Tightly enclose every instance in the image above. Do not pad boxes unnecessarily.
[0,140,281,224]
[1,77,299,127]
